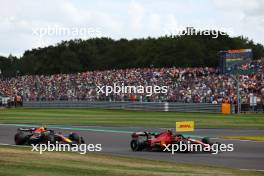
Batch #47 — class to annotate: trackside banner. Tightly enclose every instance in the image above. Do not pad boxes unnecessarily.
[176,121,195,132]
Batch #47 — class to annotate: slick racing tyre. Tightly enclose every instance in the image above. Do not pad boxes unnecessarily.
[45,132,55,144]
[69,133,85,144]
[202,137,213,145]
[130,139,145,151]
[14,132,27,145]
[180,140,189,153]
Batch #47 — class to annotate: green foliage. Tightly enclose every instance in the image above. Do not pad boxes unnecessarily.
[0,32,264,76]
[0,55,20,78]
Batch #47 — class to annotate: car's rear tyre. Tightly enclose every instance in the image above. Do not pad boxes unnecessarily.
[45,132,55,144]
[180,140,189,153]
[130,139,145,151]
[130,139,139,151]
[14,132,26,145]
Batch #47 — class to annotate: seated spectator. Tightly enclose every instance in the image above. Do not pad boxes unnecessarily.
[0,59,263,104]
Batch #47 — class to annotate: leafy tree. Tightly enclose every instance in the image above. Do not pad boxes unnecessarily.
[0,30,263,76]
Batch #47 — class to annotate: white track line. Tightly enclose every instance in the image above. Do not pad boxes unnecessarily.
[0,143,31,148]
[221,138,264,143]
[240,169,264,172]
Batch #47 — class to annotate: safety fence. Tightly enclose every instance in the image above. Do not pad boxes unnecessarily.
[240,103,264,113]
[23,101,223,113]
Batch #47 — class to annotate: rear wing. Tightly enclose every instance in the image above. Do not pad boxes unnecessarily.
[131,131,160,138]
[17,128,54,134]
[17,128,36,132]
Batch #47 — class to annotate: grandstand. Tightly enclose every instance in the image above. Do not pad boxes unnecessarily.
[0,59,263,112]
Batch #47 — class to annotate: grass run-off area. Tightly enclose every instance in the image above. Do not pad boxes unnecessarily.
[0,108,263,129]
[0,146,263,176]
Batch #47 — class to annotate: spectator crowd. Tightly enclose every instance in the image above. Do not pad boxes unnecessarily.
[0,59,263,105]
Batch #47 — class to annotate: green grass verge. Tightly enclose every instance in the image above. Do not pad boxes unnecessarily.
[223,136,264,141]
[0,145,263,176]
[0,108,264,129]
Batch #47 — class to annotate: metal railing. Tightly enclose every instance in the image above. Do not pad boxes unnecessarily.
[2,100,263,113]
[22,101,222,113]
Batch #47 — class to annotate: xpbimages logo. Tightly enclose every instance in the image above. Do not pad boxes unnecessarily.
[163,141,234,155]
[96,83,168,96]
[31,141,102,154]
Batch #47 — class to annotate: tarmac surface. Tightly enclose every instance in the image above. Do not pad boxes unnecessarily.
[0,124,264,171]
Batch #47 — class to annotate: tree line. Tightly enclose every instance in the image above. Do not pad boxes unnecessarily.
[1,31,264,77]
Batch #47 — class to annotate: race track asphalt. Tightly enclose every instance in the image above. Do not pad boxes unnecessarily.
[0,124,263,171]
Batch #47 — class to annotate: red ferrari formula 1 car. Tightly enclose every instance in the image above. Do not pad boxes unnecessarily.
[130,130,220,152]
